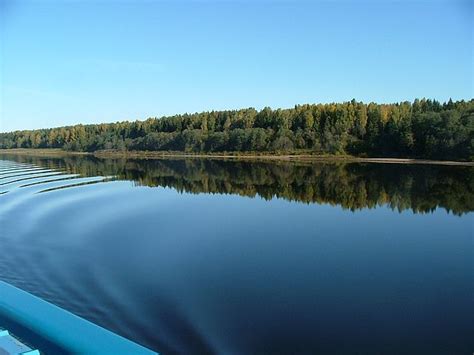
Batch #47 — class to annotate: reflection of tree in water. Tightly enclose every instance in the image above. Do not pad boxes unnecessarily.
[3,154,473,215]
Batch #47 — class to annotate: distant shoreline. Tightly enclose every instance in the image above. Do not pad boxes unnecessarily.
[1,148,473,166]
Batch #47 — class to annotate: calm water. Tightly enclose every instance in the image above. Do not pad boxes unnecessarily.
[0,154,473,354]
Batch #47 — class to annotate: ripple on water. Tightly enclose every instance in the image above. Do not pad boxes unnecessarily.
[0,167,48,175]
[0,161,143,348]
[0,172,66,187]
[0,160,170,351]
[0,169,56,180]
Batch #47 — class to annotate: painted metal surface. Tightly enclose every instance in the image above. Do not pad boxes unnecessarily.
[0,281,157,354]
[0,328,40,355]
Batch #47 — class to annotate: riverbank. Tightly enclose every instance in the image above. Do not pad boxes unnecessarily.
[1,148,473,166]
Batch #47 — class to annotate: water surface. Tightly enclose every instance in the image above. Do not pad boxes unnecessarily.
[0,154,473,354]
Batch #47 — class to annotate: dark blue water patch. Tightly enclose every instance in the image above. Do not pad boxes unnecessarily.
[0,156,472,354]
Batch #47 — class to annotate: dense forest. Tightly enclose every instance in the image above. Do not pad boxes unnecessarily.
[3,154,473,215]
[1,99,473,160]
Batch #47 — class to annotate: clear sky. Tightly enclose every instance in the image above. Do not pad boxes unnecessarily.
[0,0,472,132]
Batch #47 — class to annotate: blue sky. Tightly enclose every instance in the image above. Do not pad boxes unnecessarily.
[0,0,472,132]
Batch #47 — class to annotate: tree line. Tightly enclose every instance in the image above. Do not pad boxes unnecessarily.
[3,154,473,215]
[1,98,473,160]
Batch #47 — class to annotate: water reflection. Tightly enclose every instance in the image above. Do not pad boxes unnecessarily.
[0,154,473,354]
[2,154,473,214]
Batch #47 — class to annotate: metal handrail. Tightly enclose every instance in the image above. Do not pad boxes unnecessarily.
[0,281,157,354]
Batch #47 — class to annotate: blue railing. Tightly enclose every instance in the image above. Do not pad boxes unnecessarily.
[0,281,157,354]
